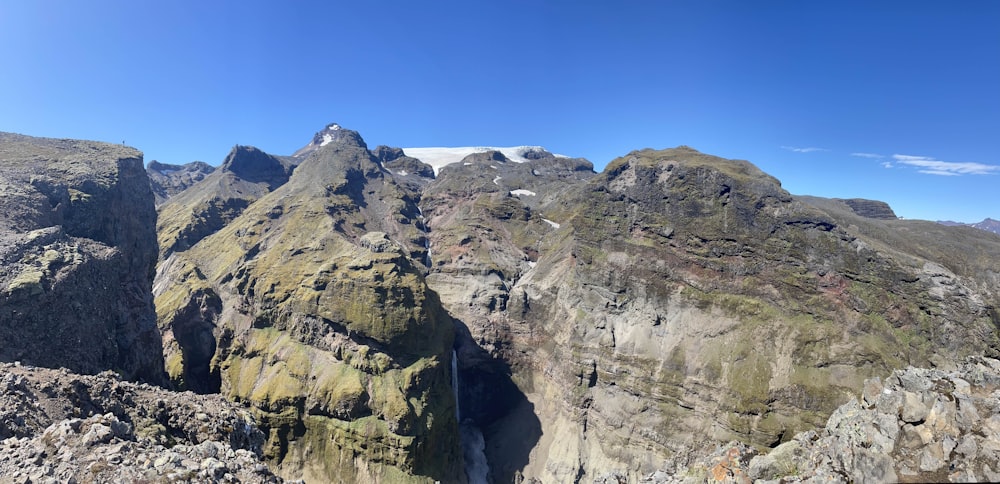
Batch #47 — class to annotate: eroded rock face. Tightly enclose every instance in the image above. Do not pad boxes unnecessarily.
[658,356,1000,483]
[0,132,165,385]
[153,126,1000,483]
[836,198,898,220]
[0,362,279,482]
[418,146,1000,482]
[155,127,462,483]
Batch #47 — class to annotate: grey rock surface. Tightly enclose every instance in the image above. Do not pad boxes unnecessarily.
[147,160,216,206]
[659,356,1000,483]
[0,132,166,384]
[0,362,281,483]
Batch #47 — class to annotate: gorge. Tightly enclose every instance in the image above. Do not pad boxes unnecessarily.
[1,125,999,482]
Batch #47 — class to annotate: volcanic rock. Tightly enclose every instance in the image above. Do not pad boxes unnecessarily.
[0,132,166,384]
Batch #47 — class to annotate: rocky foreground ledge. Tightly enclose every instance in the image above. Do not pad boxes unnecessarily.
[0,363,282,483]
[638,356,1000,483]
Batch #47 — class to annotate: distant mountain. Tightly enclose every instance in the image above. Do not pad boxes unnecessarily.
[972,218,1000,235]
[938,217,1000,236]
[146,160,215,206]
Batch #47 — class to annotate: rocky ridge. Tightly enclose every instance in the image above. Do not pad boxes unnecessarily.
[940,218,1000,237]
[656,356,1000,483]
[0,132,166,384]
[154,126,462,482]
[0,362,280,483]
[147,160,216,206]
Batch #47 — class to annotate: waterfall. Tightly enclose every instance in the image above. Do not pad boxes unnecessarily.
[427,203,487,483]
[461,424,489,484]
[452,349,461,422]
[417,206,432,267]
[452,349,489,484]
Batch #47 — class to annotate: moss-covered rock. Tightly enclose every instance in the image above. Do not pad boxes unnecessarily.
[155,127,462,482]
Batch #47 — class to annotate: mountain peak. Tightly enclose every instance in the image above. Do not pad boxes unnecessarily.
[219,145,295,188]
[291,122,367,158]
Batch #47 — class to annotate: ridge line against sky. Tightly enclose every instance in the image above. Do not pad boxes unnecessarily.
[0,1,997,222]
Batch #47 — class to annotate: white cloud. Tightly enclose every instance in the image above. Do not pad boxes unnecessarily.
[851,152,884,159]
[881,161,893,169]
[892,154,1000,176]
[781,145,827,153]
[917,169,960,176]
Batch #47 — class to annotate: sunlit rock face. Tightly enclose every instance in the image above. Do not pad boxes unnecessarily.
[0,132,166,385]
[418,145,1000,482]
[154,124,1000,482]
[154,126,462,483]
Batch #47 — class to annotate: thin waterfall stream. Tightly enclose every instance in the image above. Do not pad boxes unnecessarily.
[418,205,490,483]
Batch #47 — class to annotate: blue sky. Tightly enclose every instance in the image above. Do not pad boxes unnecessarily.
[1,1,997,222]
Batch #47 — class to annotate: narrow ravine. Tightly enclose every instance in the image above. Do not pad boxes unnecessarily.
[419,204,491,483]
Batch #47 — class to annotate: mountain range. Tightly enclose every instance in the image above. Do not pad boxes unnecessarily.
[2,125,999,482]
[939,218,1000,236]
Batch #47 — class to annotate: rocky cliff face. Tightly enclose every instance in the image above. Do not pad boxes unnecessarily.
[0,362,279,482]
[835,198,898,220]
[0,132,166,385]
[154,126,462,483]
[416,146,1000,482]
[150,125,1000,483]
[660,355,1000,483]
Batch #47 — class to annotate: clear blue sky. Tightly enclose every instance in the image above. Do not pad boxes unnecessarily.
[1,1,997,222]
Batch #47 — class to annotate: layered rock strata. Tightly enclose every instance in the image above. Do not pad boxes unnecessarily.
[418,146,1000,482]
[0,132,165,384]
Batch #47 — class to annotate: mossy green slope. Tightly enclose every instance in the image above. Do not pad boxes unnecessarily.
[156,145,296,259]
[434,146,1000,482]
[155,128,461,483]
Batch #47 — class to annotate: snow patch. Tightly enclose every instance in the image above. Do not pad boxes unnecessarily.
[542,218,560,229]
[320,133,335,146]
[327,123,341,131]
[492,176,502,186]
[396,170,408,176]
[509,189,536,196]
[527,261,537,268]
[157,169,178,175]
[401,146,558,175]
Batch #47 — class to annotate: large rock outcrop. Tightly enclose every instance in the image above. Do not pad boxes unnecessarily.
[660,356,1000,483]
[835,198,898,220]
[417,146,1000,482]
[155,126,463,482]
[0,362,279,482]
[0,132,166,385]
